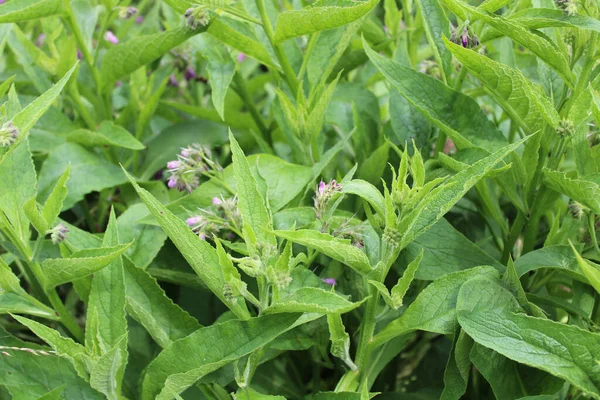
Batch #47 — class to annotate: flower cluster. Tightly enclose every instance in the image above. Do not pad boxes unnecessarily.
[166,144,222,193]
[332,219,365,249]
[314,180,342,219]
[119,6,138,19]
[47,223,69,245]
[555,0,578,15]
[185,7,210,30]
[557,118,575,137]
[0,120,18,147]
[450,25,479,49]
[186,196,242,239]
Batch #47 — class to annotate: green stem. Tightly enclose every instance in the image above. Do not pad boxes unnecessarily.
[355,284,379,390]
[232,73,271,142]
[588,214,600,257]
[255,0,300,94]
[501,212,526,264]
[297,32,320,81]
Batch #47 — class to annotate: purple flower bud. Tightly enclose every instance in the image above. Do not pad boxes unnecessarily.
[184,67,197,81]
[167,160,180,169]
[212,197,222,205]
[237,53,247,63]
[0,0,5,4]
[322,278,336,286]
[318,181,326,195]
[104,30,119,44]
[181,148,191,157]
[186,216,200,227]
[135,15,144,24]
[115,81,122,87]
[77,49,83,60]
[36,33,46,47]
[167,177,178,188]
[199,233,206,240]
[168,74,178,87]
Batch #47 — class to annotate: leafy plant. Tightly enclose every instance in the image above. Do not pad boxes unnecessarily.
[1,0,600,398]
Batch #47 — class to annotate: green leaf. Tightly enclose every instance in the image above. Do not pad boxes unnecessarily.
[40,243,131,289]
[399,138,527,248]
[233,388,286,400]
[37,143,127,210]
[0,139,37,241]
[122,167,251,320]
[371,266,499,347]
[570,242,600,295]
[341,179,385,217]
[64,121,144,150]
[457,278,600,397]
[543,170,600,214]
[13,315,94,381]
[141,314,308,400]
[390,250,423,307]
[123,258,201,348]
[273,229,372,274]
[514,245,586,282]
[512,8,600,34]
[192,35,235,121]
[0,327,101,400]
[229,131,276,249]
[0,258,57,319]
[440,0,575,86]
[116,204,167,269]
[364,39,507,152]
[13,64,77,137]
[265,287,366,314]
[403,219,505,280]
[41,165,70,227]
[358,142,389,185]
[414,0,452,83]
[100,27,206,89]
[0,0,62,23]
[0,75,15,98]
[444,38,559,133]
[273,0,379,43]
[85,210,127,399]
[441,330,473,400]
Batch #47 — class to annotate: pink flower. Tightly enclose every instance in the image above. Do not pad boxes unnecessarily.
[237,53,247,63]
[167,177,177,188]
[77,49,83,60]
[322,278,336,286]
[36,33,46,47]
[318,181,326,195]
[212,197,222,206]
[168,74,178,87]
[135,16,144,24]
[181,148,191,157]
[104,30,119,44]
[184,67,197,81]
[199,233,206,240]
[167,160,180,170]
[186,216,200,227]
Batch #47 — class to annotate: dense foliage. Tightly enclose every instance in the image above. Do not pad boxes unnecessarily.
[1,0,600,398]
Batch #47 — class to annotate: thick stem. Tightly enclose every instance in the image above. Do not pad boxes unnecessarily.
[354,284,379,390]
[232,73,271,143]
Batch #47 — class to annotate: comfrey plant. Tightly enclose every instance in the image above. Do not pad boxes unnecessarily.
[1,0,600,399]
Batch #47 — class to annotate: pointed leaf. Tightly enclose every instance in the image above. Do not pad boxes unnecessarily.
[265,287,366,314]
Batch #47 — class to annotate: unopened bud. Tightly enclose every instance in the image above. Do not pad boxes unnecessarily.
[47,224,69,245]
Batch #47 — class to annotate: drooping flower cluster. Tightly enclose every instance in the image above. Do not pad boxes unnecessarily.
[450,24,479,49]
[184,7,210,30]
[119,6,138,19]
[0,120,18,147]
[314,180,342,219]
[555,0,578,15]
[47,223,69,245]
[557,118,575,137]
[165,144,222,193]
[186,196,242,240]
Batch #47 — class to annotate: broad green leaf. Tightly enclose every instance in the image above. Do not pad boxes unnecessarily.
[37,143,127,210]
[265,287,366,314]
[192,35,235,120]
[122,168,251,320]
[234,388,286,400]
[444,38,559,133]
[327,311,357,370]
[229,131,276,248]
[123,258,201,348]
[207,19,277,68]
[64,121,144,150]
[13,315,94,381]
[571,242,600,294]
[389,89,432,147]
[470,344,563,400]
[273,0,379,43]
[116,204,167,269]
[0,0,62,23]
[23,197,48,235]
[372,266,499,347]
[0,139,37,241]
[414,0,452,83]
[40,243,131,289]
[390,250,423,307]
[0,75,15,98]
[440,0,575,86]
[0,327,101,400]
[141,314,306,400]
[41,165,70,227]
[358,142,389,185]
[86,210,128,399]
[399,138,527,248]
[543,170,600,214]
[402,219,504,280]
[273,229,372,274]
[13,64,77,137]
[100,27,206,89]
[0,258,56,319]
[441,330,473,400]
[514,245,586,282]
[512,9,600,34]
[341,179,385,217]
[457,278,600,397]
[364,39,507,152]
